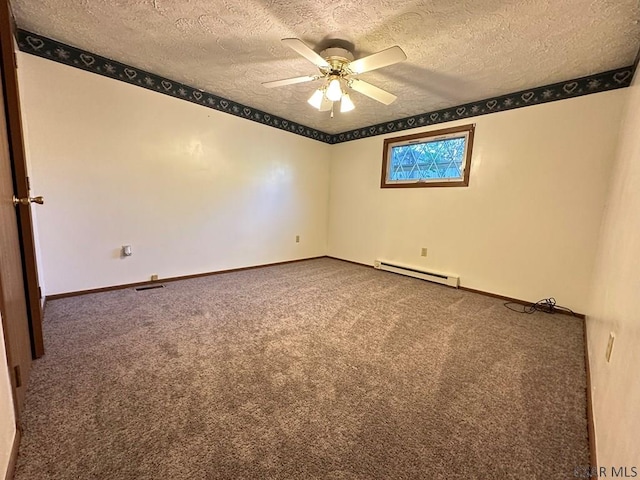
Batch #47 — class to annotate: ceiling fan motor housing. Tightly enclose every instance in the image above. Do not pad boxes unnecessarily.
[320,47,354,75]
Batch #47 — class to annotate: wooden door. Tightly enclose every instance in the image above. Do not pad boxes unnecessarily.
[0,58,32,415]
[0,0,45,415]
[0,0,44,360]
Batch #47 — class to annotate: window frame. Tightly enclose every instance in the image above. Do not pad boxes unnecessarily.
[381,123,475,189]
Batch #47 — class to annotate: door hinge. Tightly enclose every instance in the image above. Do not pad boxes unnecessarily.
[26,176,31,191]
[38,286,42,298]
[14,365,22,388]
[13,52,17,68]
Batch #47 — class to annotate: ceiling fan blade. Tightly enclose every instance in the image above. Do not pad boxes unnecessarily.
[319,96,333,112]
[349,46,407,74]
[349,78,397,105]
[261,75,318,88]
[282,38,330,69]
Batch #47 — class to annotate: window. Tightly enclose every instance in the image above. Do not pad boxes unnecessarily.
[381,124,475,188]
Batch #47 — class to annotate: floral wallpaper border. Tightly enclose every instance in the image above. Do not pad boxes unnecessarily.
[18,29,634,145]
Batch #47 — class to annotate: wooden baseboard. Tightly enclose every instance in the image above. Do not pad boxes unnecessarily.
[325,256,373,268]
[46,254,586,318]
[459,285,585,319]
[583,319,598,470]
[325,256,585,318]
[45,256,326,301]
[459,285,534,304]
[4,427,20,480]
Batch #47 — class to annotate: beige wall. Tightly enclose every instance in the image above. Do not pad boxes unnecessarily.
[587,64,640,466]
[327,90,627,313]
[17,53,331,295]
[0,315,16,479]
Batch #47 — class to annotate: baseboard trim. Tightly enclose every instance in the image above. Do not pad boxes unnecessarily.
[459,286,585,319]
[5,428,20,480]
[46,254,588,319]
[325,256,373,268]
[583,319,598,471]
[46,256,326,300]
[325,256,585,318]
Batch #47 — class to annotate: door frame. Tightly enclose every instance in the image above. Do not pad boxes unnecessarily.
[0,0,44,359]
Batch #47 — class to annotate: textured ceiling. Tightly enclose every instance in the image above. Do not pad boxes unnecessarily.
[11,0,640,134]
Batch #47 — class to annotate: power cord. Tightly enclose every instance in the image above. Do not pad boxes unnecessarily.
[504,297,576,316]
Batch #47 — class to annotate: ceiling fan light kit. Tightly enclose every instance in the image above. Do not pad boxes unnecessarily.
[263,38,407,116]
[340,93,355,113]
[307,88,324,109]
[325,77,343,102]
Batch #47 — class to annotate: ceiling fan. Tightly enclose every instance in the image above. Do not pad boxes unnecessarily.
[262,38,407,115]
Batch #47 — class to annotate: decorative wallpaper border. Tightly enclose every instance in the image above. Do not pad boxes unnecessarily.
[329,66,634,143]
[17,29,634,145]
[16,30,333,143]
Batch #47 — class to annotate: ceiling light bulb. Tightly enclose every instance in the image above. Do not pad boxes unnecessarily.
[307,89,324,109]
[326,78,343,102]
[340,93,355,113]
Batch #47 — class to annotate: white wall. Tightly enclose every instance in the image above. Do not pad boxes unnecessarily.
[587,64,640,466]
[0,315,16,480]
[17,53,331,295]
[328,90,627,313]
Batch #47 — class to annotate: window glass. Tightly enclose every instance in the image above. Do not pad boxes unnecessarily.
[382,124,475,188]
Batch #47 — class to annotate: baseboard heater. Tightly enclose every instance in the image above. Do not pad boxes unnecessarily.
[374,260,459,288]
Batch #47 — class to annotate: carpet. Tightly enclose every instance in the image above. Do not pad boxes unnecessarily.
[14,258,589,479]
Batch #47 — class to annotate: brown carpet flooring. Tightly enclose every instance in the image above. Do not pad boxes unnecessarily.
[14,258,589,479]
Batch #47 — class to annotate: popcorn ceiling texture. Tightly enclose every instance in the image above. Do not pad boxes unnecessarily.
[11,0,640,133]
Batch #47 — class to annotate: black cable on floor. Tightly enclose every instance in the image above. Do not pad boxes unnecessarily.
[504,297,577,316]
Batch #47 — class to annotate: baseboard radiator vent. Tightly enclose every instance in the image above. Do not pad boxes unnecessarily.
[374,260,459,288]
[135,284,165,292]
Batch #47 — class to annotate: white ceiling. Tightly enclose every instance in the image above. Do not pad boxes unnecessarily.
[11,0,640,134]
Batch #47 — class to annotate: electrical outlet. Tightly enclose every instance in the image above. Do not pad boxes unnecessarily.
[295,235,300,243]
[151,274,158,281]
[605,333,615,363]
[421,247,428,257]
